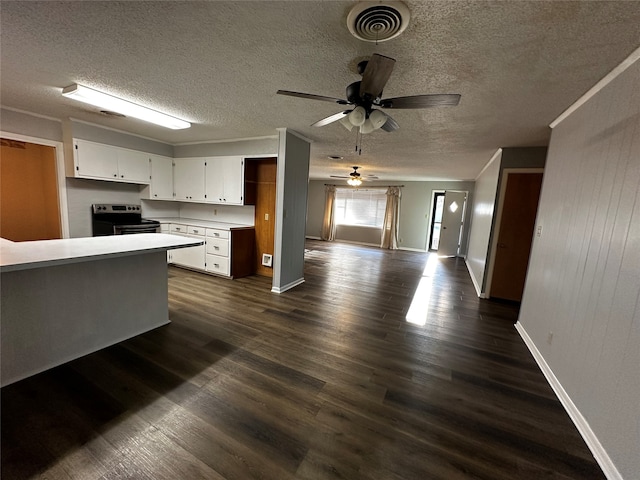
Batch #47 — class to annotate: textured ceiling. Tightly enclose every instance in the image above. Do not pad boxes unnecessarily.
[2,1,639,181]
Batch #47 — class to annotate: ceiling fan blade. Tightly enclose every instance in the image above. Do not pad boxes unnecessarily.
[380,113,399,132]
[360,54,396,100]
[311,110,350,127]
[330,175,350,178]
[379,94,461,109]
[277,90,349,105]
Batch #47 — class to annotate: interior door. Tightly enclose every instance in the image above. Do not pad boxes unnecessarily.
[490,172,543,301]
[1,139,62,241]
[437,191,467,257]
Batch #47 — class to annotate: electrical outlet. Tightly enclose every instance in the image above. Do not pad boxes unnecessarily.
[547,332,553,345]
[537,225,542,237]
[214,209,217,215]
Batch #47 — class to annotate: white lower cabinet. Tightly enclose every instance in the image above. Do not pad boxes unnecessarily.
[162,221,254,278]
[168,224,205,270]
[206,228,231,276]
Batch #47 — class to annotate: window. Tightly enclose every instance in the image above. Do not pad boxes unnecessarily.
[335,188,387,227]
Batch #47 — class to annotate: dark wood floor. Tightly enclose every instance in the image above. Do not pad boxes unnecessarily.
[1,240,604,479]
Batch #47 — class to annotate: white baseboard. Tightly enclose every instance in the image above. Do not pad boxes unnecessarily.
[399,246,428,253]
[271,277,305,294]
[464,258,486,298]
[514,322,622,480]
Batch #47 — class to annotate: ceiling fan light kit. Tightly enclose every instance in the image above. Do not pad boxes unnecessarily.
[348,106,367,126]
[61,83,191,130]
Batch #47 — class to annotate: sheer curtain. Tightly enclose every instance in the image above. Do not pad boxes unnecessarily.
[380,186,401,249]
[321,185,337,241]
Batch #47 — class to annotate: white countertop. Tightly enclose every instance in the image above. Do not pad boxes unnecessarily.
[150,217,254,230]
[0,234,203,272]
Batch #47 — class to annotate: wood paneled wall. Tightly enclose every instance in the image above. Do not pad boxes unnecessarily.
[517,56,640,479]
[1,139,61,241]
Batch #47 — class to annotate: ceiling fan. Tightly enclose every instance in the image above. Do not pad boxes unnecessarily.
[277,53,461,134]
[330,166,378,186]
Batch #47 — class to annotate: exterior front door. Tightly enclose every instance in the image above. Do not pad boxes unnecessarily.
[437,191,467,257]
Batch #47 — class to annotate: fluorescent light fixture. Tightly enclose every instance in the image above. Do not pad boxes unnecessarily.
[62,84,190,130]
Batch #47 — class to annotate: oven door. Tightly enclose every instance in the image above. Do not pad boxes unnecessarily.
[114,224,160,235]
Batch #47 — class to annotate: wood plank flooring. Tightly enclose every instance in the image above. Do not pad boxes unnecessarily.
[1,240,605,479]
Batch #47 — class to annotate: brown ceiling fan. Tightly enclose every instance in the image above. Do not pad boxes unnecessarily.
[277,54,461,134]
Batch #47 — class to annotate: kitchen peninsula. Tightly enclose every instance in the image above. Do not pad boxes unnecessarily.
[0,234,202,387]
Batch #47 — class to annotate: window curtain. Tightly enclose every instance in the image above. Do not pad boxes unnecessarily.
[380,186,401,249]
[321,185,337,241]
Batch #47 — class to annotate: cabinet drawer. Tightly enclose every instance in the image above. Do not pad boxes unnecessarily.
[160,224,170,233]
[206,237,229,257]
[187,226,205,236]
[206,254,230,276]
[206,228,229,239]
[170,224,187,234]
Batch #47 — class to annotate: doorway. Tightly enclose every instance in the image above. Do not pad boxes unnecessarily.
[1,138,63,241]
[428,192,445,251]
[246,157,277,277]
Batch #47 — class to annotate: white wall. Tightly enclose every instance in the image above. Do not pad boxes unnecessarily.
[273,129,310,293]
[1,107,63,141]
[517,52,640,480]
[464,149,501,295]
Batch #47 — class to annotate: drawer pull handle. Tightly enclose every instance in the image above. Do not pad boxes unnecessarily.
[214,246,219,250]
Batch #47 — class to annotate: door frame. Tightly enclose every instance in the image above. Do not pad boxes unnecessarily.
[484,168,543,298]
[1,131,70,238]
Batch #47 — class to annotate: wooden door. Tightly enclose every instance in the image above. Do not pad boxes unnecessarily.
[248,158,277,277]
[1,139,61,241]
[490,172,543,301]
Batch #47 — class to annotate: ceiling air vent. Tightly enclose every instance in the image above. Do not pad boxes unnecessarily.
[347,1,410,43]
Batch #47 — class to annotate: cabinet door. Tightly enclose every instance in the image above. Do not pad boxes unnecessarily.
[174,158,206,202]
[222,156,244,204]
[171,234,205,270]
[150,155,174,200]
[205,156,244,204]
[74,139,118,179]
[205,156,225,203]
[117,149,150,183]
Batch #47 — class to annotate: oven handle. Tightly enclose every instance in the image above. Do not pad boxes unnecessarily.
[114,225,160,235]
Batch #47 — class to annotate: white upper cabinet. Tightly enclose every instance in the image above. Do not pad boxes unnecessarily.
[72,139,150,184]
[74,139,118,179]
[174,157,206,202]
[117,149,150,183]
[149,155,174,200]
[205,156,245,205]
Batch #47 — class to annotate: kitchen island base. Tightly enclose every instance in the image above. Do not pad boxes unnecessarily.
[1,251,169,387]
